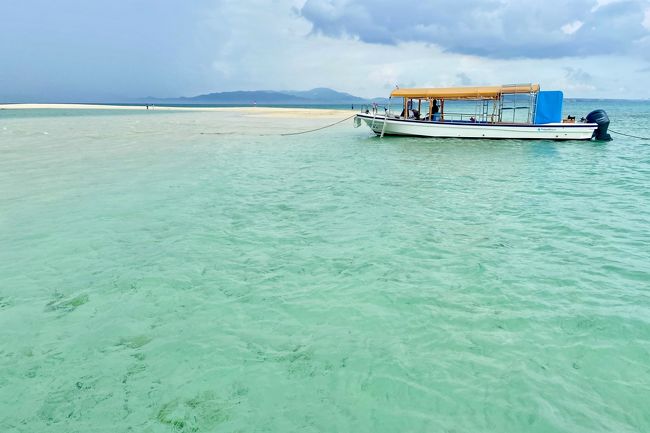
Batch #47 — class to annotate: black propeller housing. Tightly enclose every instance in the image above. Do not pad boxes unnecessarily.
[586,109,612,141]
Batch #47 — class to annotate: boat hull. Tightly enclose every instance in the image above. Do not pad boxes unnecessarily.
[356,114,597,140]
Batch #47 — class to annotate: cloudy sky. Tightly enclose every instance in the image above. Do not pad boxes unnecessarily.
[2,0,649,101]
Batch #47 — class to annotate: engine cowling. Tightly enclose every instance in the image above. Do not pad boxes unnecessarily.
[585,109,612,141]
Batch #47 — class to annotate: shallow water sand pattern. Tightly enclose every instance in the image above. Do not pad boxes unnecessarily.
[1,103,650,432]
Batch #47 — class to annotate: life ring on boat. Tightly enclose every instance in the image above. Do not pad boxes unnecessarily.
[354,116,361,128]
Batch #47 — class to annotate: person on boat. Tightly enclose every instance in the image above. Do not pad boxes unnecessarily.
[431,100,440,121]
[407,100,422,119]
[401,100,412,118]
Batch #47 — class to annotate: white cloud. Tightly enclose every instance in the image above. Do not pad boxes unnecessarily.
[561,20,584,34]
[643,7,650,30]
[591,0,626,12]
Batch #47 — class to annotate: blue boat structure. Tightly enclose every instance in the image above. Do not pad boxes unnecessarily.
[354,84,611,140]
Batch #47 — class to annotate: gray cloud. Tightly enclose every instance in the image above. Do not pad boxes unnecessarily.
[564,67,593,83]
[456,72,473,86]
[300,0,650,59]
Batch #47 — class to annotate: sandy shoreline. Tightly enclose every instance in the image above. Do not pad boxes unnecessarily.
[0,103,354,119]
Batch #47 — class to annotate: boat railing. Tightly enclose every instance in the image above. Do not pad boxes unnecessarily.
[434,112,496,123]
[358,105,531,124]
[359,103,390,115]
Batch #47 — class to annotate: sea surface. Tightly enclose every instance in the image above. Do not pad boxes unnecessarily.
[1,100,650,432]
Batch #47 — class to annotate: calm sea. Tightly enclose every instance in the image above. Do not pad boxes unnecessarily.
[1,100,649,432]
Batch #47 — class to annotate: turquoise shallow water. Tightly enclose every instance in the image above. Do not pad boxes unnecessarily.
[1,101,650,432]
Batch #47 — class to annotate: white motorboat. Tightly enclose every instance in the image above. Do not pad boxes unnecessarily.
[354,84,612,141]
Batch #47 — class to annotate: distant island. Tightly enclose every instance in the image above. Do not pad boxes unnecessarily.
[140,87,388,105]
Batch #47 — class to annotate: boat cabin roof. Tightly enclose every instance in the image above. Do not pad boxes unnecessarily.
[390,84,540,100]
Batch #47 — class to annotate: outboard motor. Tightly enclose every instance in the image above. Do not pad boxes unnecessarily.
[585,109,612,141]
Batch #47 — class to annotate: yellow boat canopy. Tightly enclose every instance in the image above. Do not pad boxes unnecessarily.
[390,84,540,100]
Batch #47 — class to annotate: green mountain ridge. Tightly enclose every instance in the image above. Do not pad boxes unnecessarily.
[143,88,385,104]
